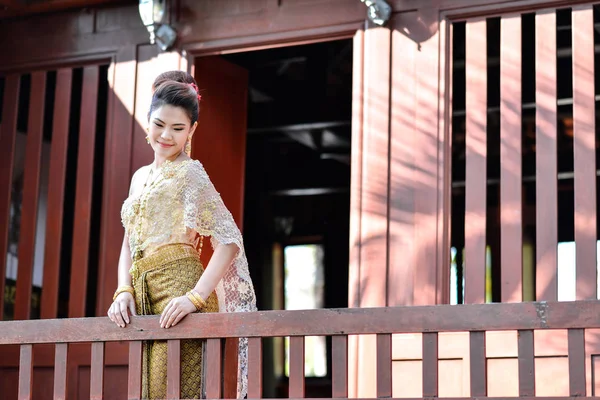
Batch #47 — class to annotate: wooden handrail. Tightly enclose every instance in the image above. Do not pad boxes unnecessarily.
[1,300,600,345]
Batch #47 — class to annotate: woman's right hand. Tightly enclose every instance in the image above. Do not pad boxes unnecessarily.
[107,292,137,328]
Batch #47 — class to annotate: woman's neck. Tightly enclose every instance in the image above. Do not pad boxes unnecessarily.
[153,151,184,168]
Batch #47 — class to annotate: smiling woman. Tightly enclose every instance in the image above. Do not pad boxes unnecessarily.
[107,71,257,399]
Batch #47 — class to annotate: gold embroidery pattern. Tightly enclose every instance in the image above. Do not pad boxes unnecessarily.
[131,244,219,399]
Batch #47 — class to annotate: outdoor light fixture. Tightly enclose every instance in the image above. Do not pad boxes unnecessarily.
[139,0,177,51]
[360,0,391,26]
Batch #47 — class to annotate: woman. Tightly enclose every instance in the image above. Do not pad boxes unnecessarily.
[107,71,256,399]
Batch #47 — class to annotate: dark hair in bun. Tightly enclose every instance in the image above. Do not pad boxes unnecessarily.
[148,71,201,124]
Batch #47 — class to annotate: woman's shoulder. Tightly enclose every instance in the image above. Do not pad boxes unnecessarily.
[169,158,210,184]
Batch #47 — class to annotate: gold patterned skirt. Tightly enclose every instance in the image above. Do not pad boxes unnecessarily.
[130,243,219,399]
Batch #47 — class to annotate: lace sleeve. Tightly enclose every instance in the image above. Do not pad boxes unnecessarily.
[182,160,257,398]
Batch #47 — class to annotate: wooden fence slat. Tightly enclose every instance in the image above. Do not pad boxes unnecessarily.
[205,338,222,399]
[332,335,348,398]
[464,18,488,304]
[54,343,68,400]
[14,71,46,321]
[518,330,535,396]
[0,74,20,321]
[422,332,438,397]
[500,14,523,303]
[127,341,142,400]
[90,342,105,400]
[248,337,263,398]
[289,336,305,398]
[18,344,33,400]
[535,10,558,302]
[572,5,596,301]
[166,339,180,399]
[223,338,240,398]
[470,331,487,396]
[40,68,72,319]
[69,65,100,318]
[568,328,586,396]
[377,333,392,398]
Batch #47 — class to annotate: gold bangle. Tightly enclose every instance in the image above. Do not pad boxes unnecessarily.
[186,289,206,311]
[113,285,134,301]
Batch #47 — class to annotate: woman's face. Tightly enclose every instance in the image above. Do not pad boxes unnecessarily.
[148,104,197,160]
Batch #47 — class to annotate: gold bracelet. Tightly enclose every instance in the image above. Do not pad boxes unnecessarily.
[186,289,206,311]
[113,285,134,301]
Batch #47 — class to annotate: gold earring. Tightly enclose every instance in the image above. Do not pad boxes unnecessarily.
[145,135,150,144]
[185,140,191,155]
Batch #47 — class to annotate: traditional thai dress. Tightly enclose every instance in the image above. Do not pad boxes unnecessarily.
[121,159,256,399]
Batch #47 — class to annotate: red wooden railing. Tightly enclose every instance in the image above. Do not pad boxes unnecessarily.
[2,301,600,399]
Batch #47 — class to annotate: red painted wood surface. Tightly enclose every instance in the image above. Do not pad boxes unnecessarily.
[97,47,136,316]
[53,343,68,400]
[422,332,439,397]
[4,302,600,344]
[90,342,105,399]
[289,336,305,398]
[499,14,522,303]
[192,55,249,399]
[568,328,586,396]
[464,18,487,305]
[376,334,392,398]
[127,341,142,399]
[205,338,222,399]
[18,344,33,400]
[14,71,46,321]
[166,339,181,399]
[248,337,263,398]
[535,10,558,302]
[69,65,100,318]
[332,335,348,398]
[517,330,535,396]
[572,5,596,301]
[0,75,20,321]
[469,331,487,396]
[40,69,73,320]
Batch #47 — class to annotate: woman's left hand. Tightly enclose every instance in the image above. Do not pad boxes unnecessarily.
[160,295,196,328]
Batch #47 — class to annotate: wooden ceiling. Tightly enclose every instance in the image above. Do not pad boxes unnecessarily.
[0,0,133,19]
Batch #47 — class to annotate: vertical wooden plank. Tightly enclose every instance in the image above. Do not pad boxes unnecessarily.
[289,336,305,398]
[54,343,68,400]
[535,10,558,302]
[96,47,136,316]
[389,13,416,307]
[90,342,105,400]
[0,75,20,321]
[357,24,391,399]
[414,7,443,306]
[464,18,488,304]
[14,71,46,320]
[205,338,222,399]
[422,332,439,397]
[69,65,100,318]
[348,28,364,400]
[572,5,597,301]
[437,15,453,305]
[568,328,586,396]
[332,335,348,398]
[500,14,523,303]
[223,338,239,399]
[360,25,390,308]
[376,334,392,398]
[248,337,263,399]
[40,69,72,319]
[18,344,33,400]
[518,330,535,396]
[470,331,487,397]
[166,339,180,399]
[127,341,142,400]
